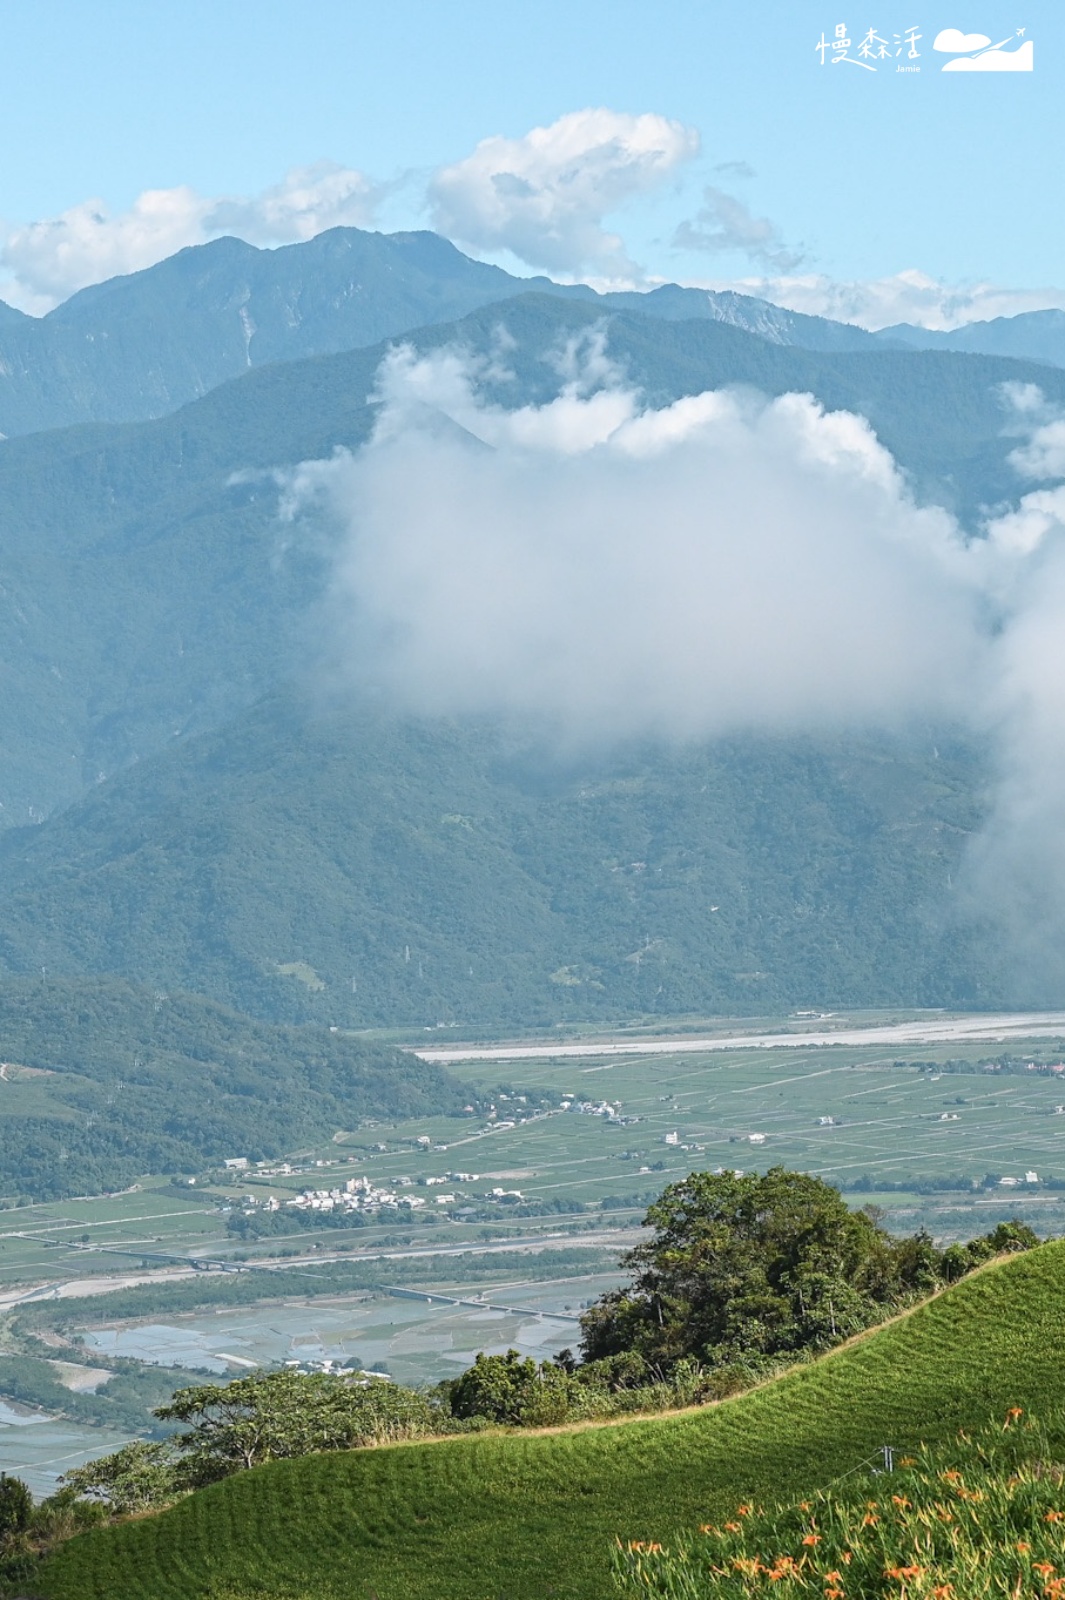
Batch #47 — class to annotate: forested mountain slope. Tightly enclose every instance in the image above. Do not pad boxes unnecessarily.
[0,976,467,1197]
[0,292,1059,826]
[0,692,992,1026]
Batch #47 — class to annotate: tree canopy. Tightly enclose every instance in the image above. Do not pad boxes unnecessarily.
[579,1167,1036,1372]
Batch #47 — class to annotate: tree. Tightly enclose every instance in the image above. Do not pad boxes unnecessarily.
[446,1350,573,1427]
[581,1168,930,1372]
[154,1371,434,1481]
[62,1441,182,1514]
[0,1476,32,1543]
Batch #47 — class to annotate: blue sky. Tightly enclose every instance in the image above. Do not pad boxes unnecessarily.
[0,0,1059,325]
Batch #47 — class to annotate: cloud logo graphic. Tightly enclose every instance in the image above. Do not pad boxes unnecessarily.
[942,39,1034,70]
[933,28,992,51]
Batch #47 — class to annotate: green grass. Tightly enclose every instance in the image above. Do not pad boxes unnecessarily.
[613,1410,1065,1599]
[31,1242,1065,1600]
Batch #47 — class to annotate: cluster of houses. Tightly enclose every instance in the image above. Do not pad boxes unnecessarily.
[561,1095,640,1126]
[237,1170,526,1217]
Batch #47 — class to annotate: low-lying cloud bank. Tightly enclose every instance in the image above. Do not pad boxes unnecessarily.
[284,337,1065,992]
[704,269,1065,333]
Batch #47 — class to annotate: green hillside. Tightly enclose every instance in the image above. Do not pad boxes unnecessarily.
[0,975,469,1198]
[0,693,996,1026]
[32,1241,1065,1600]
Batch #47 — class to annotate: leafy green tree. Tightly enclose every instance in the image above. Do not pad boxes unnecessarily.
[581,1168,934,1372]
[446,1350,574,1427]
[155,1371,434,1480]
[0,1475,32,1542]
[62,1441,182,1515]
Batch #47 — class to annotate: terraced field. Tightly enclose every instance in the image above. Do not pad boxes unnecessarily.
[33,1240,1065,1600]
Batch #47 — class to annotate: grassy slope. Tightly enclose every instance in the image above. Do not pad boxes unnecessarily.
[35,1241,1065,1600]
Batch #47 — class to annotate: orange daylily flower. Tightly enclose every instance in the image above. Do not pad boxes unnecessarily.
[802,1534,822,1546]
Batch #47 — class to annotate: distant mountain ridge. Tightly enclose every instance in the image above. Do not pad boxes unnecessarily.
[876,308,1065,368]
[0,227,882,438]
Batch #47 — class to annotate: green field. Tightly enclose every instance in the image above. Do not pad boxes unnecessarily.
[31,1240,1065,1600]
[4,1022,1064,1303]
[1,1020,1062,1503]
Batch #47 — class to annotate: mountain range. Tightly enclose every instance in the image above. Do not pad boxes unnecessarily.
[0,227,915,440]
[0,230,1061,1027]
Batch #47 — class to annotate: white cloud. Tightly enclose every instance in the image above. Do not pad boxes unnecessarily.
[690,268,1065,331]
[962,518,1065,995]
[205,162,381,246]
[998,384,1065,483]
[673,186,804,272]
[1011,426,1065,481]
[290,338,981,745]
[283,342,1065,990]
[427,109,699,279]
[0,162,382,313]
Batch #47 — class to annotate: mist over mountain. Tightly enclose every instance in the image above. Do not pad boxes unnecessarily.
[0,291,1060,830]
[2,240,1065,1023]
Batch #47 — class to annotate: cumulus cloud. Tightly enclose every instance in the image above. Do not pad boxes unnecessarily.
[205,162,381,246]
[279,345,1065,992]
[1,162,383,312]
[695,268,1065,332]
[286,334,984,746]
[674,185,804,272]
[427,109,699,279]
